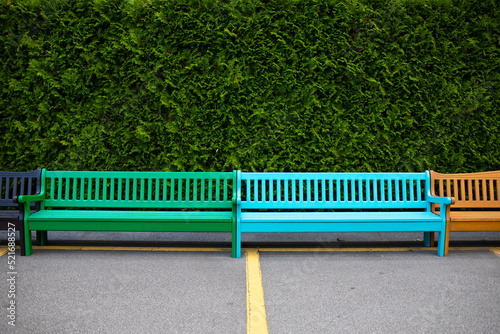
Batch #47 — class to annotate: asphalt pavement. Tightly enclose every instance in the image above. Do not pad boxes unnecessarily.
[0,231,499,334]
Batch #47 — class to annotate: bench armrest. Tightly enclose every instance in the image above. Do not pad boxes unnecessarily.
[17,193,46,205]
[426,193,455,206]
[17,192,46,220]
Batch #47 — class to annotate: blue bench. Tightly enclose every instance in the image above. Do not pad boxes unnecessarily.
[235,171,452,257]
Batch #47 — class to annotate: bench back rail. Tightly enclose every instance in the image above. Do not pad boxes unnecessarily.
[44,171,235,209]
[0,169,42,210]
[239,172,430,210]
[430,170,500,209]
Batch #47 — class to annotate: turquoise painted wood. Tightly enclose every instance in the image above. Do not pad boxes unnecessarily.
[235,171,452,257]
[18,169,238,257]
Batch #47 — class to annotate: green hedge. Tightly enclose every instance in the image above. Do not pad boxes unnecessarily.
[1,0,499,172]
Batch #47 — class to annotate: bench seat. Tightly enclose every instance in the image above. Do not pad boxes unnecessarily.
[241,212,442,232]
[27,210,233,231]
[449,211,500,223]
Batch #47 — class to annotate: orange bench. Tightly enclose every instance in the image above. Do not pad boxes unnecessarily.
[429,170,500,256]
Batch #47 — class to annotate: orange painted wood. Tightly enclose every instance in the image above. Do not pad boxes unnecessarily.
[429,170,500,255]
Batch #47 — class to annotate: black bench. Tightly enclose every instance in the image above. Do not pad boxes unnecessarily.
[1,169,42,256]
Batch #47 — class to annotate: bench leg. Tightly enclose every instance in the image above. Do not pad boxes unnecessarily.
[236,231,241,258]
[232,226,237,258]
[24,226,33,256]
[437,231,446,257]
[18,221,26,257]
[38,231,48,246]
[423,232,431,247]
[423,232,436,247]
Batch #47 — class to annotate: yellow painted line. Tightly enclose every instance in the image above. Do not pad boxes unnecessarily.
[259,247,431,253]
[32,245,230,252]
[491,248,500,257]
[0,248,8,257]
[246,248,268,334]
[258,246,499,253]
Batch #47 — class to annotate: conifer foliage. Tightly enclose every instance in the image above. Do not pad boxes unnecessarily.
[1,0,499,172]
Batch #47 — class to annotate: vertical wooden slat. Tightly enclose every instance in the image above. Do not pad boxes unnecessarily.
[261,178,266,202]
[269,179,273,202]
[340,179,344,201]
[146,177,152,201]
[322,179,326,202]
[451,179,456,201]
[57,177,63,200]
[277,179,282,202]
[445,178,451,200]
[251,179,255,202]
[365,179,370,202]
[284,180,289,202]
[214,178,218,202]
[201,178,206,202]
[73,177,78,201]
[459,179,465,202]
[466,179,471,201]
[27,177,33,197]
[496,180,500,201]
[408,179,414,202]
[18,177,25,198]
[488,179,495,201]
[132,178,137,201]
[11,177,18,198]
[177,178,182,202]
[357,179,362,202]
[138,178,144,201]
[155,178,160,202]
[299,178,304,203]
[438,179,444,198]
[168,178,174,201]
[117,178,122,201]
[328,179,333,202]
[162,178,167,201]
[402,179,407,202]
[125,178,131,201]
[208,178,214,202]
[102,178,107,201]
[224,178,228,202]
[312,179,317,202]
[192,178,197,202]
[415,179,421,202]
[184,178,189,202]
[350,179,355,202]
[388,179,393,202]
[80,178,85,200]
[482,179,487,201]
[474,179,480,201]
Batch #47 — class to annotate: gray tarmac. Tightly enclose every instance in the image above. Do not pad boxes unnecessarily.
[0,231,499,334]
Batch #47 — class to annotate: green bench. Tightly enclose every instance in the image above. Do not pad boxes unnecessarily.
[18,169,238,257]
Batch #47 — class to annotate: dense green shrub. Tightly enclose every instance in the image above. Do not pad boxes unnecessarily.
[1,0,499,172]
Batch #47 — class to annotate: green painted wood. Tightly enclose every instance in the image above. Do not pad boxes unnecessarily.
[28,221,232,232]
[18,169,238,257]
[27,210,233,223]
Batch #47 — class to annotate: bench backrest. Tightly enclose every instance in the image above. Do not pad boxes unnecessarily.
[430,170,500,209]
[0,169,42,209]
[43,170,236,209]
[238,172,430,210]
